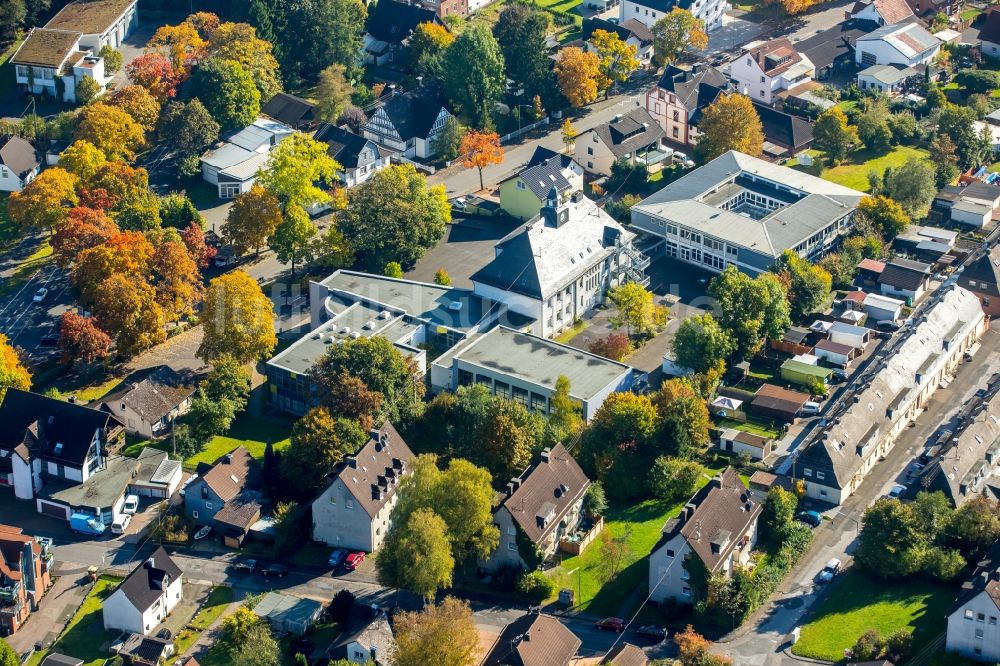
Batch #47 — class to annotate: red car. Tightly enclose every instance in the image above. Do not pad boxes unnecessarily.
[344,551,365,570]
[595,617,626,632]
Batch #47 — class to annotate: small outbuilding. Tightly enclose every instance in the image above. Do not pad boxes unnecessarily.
[750,383,811,422]
[828,321,872,349]
[780,358,832,388]
[253,592,324,635]
[719,428,773,460]
[862,293,904,322]
[813,339,855,367]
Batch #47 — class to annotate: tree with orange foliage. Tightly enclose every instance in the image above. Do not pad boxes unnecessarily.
[181,223,217,269]
[51,207,120,267]
[459,131,503,192]
[554,47,601,108]
[91,275,166,358]
[652,9,708,67]
[58,312,113,366]
[126,53,178,101]
[767,0,814,15]
[75,103,147,162]
[7,168,78,235]
[106,85,161,131]
[147,21,206,75]
[675,625,734,666]
[151,241,204,321]
[71,231,155,304]
[185,11,221,39]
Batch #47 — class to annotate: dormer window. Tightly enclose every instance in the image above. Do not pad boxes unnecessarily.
[53,442,63,455]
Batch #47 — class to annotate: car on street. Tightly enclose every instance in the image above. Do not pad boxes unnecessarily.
[595,617,626,632]
[888,483,907,498]
[797,510,823,527]
[636,625,668,640]
[800,401,821,416]
[230,558,257,574]
[156,629,172,640]
[260,562,288,578]
[817,558,842,583]
[344,551,365,570]
[328,549,348,568]
[111,513,132,535]
[32,288,48,303]
[877,320,902,332]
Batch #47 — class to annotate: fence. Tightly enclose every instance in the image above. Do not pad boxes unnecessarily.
[395,153,435,174]
[500,116,551,145]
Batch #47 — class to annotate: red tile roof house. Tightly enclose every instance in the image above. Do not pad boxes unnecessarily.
[0,524,53,636]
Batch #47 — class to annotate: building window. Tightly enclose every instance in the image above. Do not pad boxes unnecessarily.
[516,181,525,190]
[672,110,679,121]
[820,489,827,496]
[979,613,986,622]
[682,586,691,596]
[508,525,517,536]
[991,616,997,625]
[760,75,765,83]
[672,127,679,138]
[508,541,517,551]
[816,472,825,480]
[205,501,214,510]
[967,609,975,620]
[803,469,812,477]
[346,498,354,510]
[666,549,675,557]
[192,510,199,519]
[976,627,985,639]
[587,147,593,155]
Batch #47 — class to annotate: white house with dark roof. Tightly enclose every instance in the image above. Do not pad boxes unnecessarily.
[856,22,940,67]
[326,606,395,666]
[649,468,761,604]
[620,0,727,31]
[311,422,414,553]
[574,107,666,176]
[200,117,294,198]
[314,123,391,189]
[980,9,1000,60]
[947,542,1000,662]
[362,88,452,159]
[729,39,815,105]
[0,136,40,193]
[102,547,183,636]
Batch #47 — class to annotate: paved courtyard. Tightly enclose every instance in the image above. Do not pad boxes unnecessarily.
[406,217,519,288]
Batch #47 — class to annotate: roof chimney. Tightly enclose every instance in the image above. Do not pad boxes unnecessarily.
[540,448,551,463]
[345,456,357,469]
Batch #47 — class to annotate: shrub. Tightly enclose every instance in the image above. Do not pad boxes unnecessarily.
[587,332,632,361]
[582,481,608,517]
[516,570,555,599]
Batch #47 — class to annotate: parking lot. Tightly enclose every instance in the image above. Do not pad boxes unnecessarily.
[405,216,520,287]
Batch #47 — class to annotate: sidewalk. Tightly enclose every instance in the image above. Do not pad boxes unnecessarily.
[5,573,89,655]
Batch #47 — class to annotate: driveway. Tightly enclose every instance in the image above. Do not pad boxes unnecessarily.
[4,572,91,656]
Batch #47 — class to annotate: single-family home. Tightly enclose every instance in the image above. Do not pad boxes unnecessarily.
[755,102,814,158]
[363,0,449,65]
[118,633,174,666]
[102,548,183,636]
[619,0,727,31]
[582,18,654,65]
[325,605,395,666]
[794,286,987,505]
[574,107,666,176]
[314,123,390,189]
[645,64,729,146]
[0,136,40,193]
[498,151,584,221]
[603,644,648,665]
[99,366,196,439]
[261,93,318,130]
[253,592,323,635]
[906,0,958,16]
[960,246,1000,317]
[471,190,648,338]
[649,468,762,604]
[362,87,452,159]
[482,612,581,666]
[848,0,914,26]
[200,117,294,198]
[814,338,856,367]
[483,445,590,572]
[729,39,815,106]
[0,525,53,636]
[719,429,773,460]
[795,21,874,80]
[857,63,917,94]
[184,447,258,526]
[311,423,414,553]
[980,9,1000,60]
[863,293,904,322]
[946,541,1000,662]
[856,22,941,67]
[750,383,810,422]
[879,257,932,302]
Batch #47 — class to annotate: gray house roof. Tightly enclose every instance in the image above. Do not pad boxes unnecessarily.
[325,422,414,519]
[116,547,181,612]
[857,22,940,59]
[0,136,39,180]
[590,108,665,158]
[859,63,917,84]
[507,156,574,201]
[100,365,196,426]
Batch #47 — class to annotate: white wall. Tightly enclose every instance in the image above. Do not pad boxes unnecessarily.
[946,593,1000,662]
[12,455,34,500]
[312,477,378,552]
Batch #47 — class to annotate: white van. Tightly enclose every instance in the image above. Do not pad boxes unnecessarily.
[122,494,139,515]
[801,401,822,416]
[111,513,132,535]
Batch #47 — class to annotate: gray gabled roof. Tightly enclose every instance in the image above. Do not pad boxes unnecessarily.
[0,136,39,179]
[508,156,573,201]
[591,108,665,158]
[857,22,940,58]
[115,547,181,612]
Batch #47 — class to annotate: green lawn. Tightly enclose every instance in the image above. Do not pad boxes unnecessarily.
[792,571,956,662]
[29,576,123,666]
[713,416,783,439]
[173,586,235,657]
[789,145,931,192]
[547,463,725,616]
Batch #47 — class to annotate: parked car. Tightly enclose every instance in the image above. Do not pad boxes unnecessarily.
[231,558,257,574]
[111,513,132,535]
[595,617,626,632]
[32,288,48,303]
[801,401,822,416]
[344,552,365,570]
[328,549,348,568]
[122,494,139,515]
[636,625,668,640]
[70,513,106,536]
[888,483,907,498]
[156,628,172,640]
[877,320,902,332]
[817,558,842,583]
[260,562,288,578]
[797,510,823,527]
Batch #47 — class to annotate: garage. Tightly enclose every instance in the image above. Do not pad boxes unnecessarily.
[37,499,70,520]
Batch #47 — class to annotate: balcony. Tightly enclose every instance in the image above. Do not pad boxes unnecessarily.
[0,582,21,605]
[558,516,605,556]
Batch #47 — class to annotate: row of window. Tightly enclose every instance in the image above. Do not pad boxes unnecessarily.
[802,468,826,481]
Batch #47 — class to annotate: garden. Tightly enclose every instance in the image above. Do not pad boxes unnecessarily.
[28,575,123,666]
[789,145,931,192]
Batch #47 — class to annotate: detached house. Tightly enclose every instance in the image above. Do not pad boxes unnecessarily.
[200,116,294,198]
[980,9,1000,60]
[649,468,761,604]
[645,64,729,146]
[483,445,590,572]
[848,0,914,26]
[620,0,727,32]
[574,107,665,176]
[729,39,815,106]
[0,525,53,636]
[856,23,940,67]
[103,548,183,636]
[498,149,584,221]
[184,446,259,537]
[100,366,196,439]
[363,0,448,65]
[362,88,452,159]
[482,612,581,666]
[946,542,1000,662]
[0,136,40,193]
[582,17,655,65]
[314,123,391,189]
[311,423,414,553]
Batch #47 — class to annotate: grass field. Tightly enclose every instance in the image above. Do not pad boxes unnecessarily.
[547,463,725,616]
[28,576,123,666]
[789,145,930,192]
[714,416,783,439]
[0,241,52,299]
[173,586,234,657]
[792,571,956,662]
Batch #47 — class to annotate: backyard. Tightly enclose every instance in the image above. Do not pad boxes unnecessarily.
[172,585,235,657]
[28,575,123,666]
[792,571,956,662]
[789,145,931,192]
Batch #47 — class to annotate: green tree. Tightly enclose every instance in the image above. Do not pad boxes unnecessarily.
[945,495,1000,557]
[272,500,307,553]
[581,392,660,489]
[433,268,452,286]
[760,486,797,544]
[607,282,668,337]
[224,185,282,257]
[281,408,367,498]
[856,498,926,579]
[258,132,340,210]
[583,481,608,516]
[652,378,711,458]
[493,4,553,104]
[341,164,449,271]
[384,261,403,278]
[708,267,790,359]
[938,105,992,169]
[885,158,936,220]
[651,8,708,67]
[590,29,640,97]
[202,354,251,410]
[0,0,26,43]
[393,597,480,666]
[442,24,506,129]
[813,106,859,165]
[232,622,280,666]
[269,206,317,277]
[377,507,455,600]
[409,22,454,80]
[548,375,583,442]
[184,391,238,446]
[774,251,832,321]
[0,638,18,666]
[272,0,367,86]
[648,456,701,501]
[157,99,220,168]
[75,76,103,105]
[314,63,353,123]
[955,68,1000,94]
[857,97,892,150]
[434,116,465,162]
[99,45,122,74]
[929,134,960,187]
[190,57,261,131]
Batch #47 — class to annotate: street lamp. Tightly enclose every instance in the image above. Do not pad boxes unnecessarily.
[515,103,534,131]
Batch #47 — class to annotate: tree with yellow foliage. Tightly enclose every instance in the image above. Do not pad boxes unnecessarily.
[75,103,147,162]
[8,168,78,235]
[652,9,708,67]
[146,20,206,75]
[590,29,640,97]
[693,93,764,163]
[198,271,277,363]
[459,130,503,192]
[0,333,31,401]
[554,47,601,108]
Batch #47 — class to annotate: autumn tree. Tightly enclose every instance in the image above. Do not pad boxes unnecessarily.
[607,282,667,337]
[929,133,960,187]
[314,63,353,123]
[377,508,455,600]
[561,118,577,152]
[71,230,154,303]
[209,21,282,100]
[157,99,220,173]
[151,240,204,321]
[316,370,383,431]
[190,57,261,131]
[75,103,146,162]
[281,408,367,499]
[224,185,282,258]
[591,29,640,97]
[58,311,112,366]
[8,167,78,234]
[813,106,859,165]
[257,132,339,210]
[88,162,161,230]
[0,333,31,401]
[651,9,708,67]
[433,268,452,286]
[652,378,711,458]
[58,140,107,183]
[676,625,733,666]
[91,275,167,357]
[694,93,763,163]
[555,47,601,108]
[51,207,119,267]
[588,332,632,361]
[106,85,161,131]
[393,597,479,666]
[774,251,832,321]
[126,53,178,101]
[147,20,206,74]
[858,195,909,238]
[181,222,216,269]
[443,24,505,129]
[198,271,277,363]
[549,375,583,442]
[409,21,454,79]
[459,130,503,192]
[580,392,661,493]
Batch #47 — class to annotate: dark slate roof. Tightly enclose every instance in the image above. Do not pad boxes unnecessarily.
[328,606,395,666]
[314,123,384,169]
[960,245,1000,298]
[501,445,590,545]
[525,146,581,172]
[602,643,648,665]
[980,8,1000,44]
[753,102,813,151]
[0,136,39,180]
[261,93,316,128]
[592,108,665,158]
[746,38,805,77]
[0,388,120,467]
[624,0,694,13]
[582,17,653,44]
[794,20,876,72]
[511,156,573,201]
[878,259,930,291]
[120,634,173,664]
[40,655,83,666]
[213,494,262,531]
[369,89,447,142]
[656,64,730,111]
[482,613,581,666]
[949,540,1000,615]
[116,547,181,612]
[366,0,443,44]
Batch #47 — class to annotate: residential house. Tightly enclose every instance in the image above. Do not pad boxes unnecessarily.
[857,63,918,93]
[0,136,40,193]
[946,542,1000,662]
[814,339,857,367]
[483,445,589,571]
[981,9,1000,60]
[326,605,395,666]
[649,468,762,604]
[719,429,773,461]
[729,39,815,106]
[582,17,654,65]
[856,23,941,67]
[498,151,584,221]
[630,151,864,275]
[619,0,727,32]
[200,116,294,198]
[99,366,196,438]
[261,93,317,130]
[602,644,648,665]
[796,20,875,80]
[363,0,448,65]
[858,258,886,287]
[213,496,264,548]
[430,327,635,422]
[863,293,904,322]
[362,87,452,159]
[879,257,932,302]
[253,592,323,635]
[482,612,581,666]
[644,64,730,146]
[755,102,814,158]
[794,286,987,505]
[848,0,914,26]
[311,422,414,553]
[750,383,810,422]
[906,0,959,17]
[471,190,647,337]
[574,107,666,176]
[0,525,53,636]
[184,447,258,526]
[314,123,391,189]
[102,548,183,636]
[118,633,174,666]
[960,246,1000,317]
